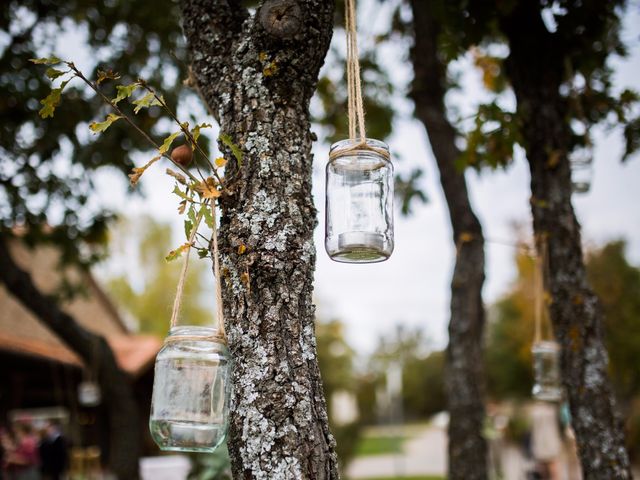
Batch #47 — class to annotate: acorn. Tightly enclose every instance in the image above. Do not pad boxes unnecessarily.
[171,144,193,167]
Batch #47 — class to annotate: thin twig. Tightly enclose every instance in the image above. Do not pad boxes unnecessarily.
[139,81,226,188]
[67,63,201,185]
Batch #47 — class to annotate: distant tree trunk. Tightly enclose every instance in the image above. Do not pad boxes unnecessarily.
[501,4,632,478]
[409,2,488,479]
[180,1,339,478]
[0,235,140,480]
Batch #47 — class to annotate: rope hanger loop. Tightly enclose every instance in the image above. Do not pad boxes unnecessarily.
[168,199,226,343]
[328,0,391,162]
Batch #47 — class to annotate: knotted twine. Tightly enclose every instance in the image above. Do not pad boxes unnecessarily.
[167,200,226,344]
[329,0,390,161]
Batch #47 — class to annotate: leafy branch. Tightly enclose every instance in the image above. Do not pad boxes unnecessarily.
[30,56,242,261]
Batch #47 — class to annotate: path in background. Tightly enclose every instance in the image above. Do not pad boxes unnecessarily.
[347,420,447,479]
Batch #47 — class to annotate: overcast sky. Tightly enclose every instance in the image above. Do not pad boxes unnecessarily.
[91,3,640,355]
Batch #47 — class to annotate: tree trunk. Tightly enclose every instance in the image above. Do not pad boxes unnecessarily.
[409,2,488,479]
[180,1,339,478]
[501,4,632,478]
[0,235,141,480]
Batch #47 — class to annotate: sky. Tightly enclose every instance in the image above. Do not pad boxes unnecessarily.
[90,3,640,355]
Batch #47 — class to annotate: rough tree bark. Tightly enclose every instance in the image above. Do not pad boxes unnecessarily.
[500,4,632,478]
[0,235,141,480]
[409,2,488,479]
[180,1,339,478]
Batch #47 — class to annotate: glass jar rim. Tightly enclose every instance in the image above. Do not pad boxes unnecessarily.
[168,325,225,340]
[329,138,389,154]
[531,340,560,352]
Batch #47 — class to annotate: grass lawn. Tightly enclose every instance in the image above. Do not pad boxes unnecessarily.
[354,435,404,456]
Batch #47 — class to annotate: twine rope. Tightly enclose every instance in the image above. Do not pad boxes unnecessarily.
[533,236,553,343]
[169,200,226,342]
[328,0,390,162]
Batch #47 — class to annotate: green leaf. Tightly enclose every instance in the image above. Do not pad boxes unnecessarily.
[38,79,70,119]
[197,248,210,259]
[159,131,181,154]
[132,92,163,114]
[30,56,62,65]
[202,204,214,229]
[45,68,66,80]
[113,83,139,105]
[187,203,197,225]
[192,122,212,143]
[172,185,191,201]
[89,113,123,134]
[184,219,194,239]
[219,133,243,166]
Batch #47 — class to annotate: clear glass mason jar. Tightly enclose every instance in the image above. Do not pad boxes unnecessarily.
[149,326,231,452]
[569,146,593,194]
[325,138,394,263]
[531,340,563,402]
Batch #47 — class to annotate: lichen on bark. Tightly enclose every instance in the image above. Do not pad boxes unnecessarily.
[180,0,339,478]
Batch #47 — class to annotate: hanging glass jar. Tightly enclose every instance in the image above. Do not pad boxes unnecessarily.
[77,381,101,407]
[569,145,593,194]
[150,326,231,452]
[531,340,563,402]
[325,139,394,263]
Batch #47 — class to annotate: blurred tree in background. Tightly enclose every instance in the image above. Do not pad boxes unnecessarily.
[316,319,362,470]
[586,241,640,404]
[485,240,640,460]
[106,216,211,337]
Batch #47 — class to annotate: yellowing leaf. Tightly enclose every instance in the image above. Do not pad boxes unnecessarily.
[89,113,123,134]
[192,122,212,143]
[263,62,278,77]
[159,131,181,154]
[459,232,475,243]
[128,155,161,186]
[112,83,139,105]
[165,243,191,262]
[96,69,121,84]
[133,92,163,114]
[237,244,247,255]
[30,56,62,65]
[166,168,187,185]
[215,157,228,168]
[195,177,221,199]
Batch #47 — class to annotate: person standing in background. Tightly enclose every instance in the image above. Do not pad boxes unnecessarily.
[38,422,67,480]
[5,423,40,480]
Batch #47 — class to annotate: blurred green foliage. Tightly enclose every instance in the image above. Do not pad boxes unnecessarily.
[106,216,212,337]
[365,327,446,422]
[316,319,363,468]
[0,0,188,264]
[188,443,232,480]
[485,239,640,456]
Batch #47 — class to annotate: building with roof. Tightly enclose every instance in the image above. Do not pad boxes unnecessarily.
[0,239,162,462]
